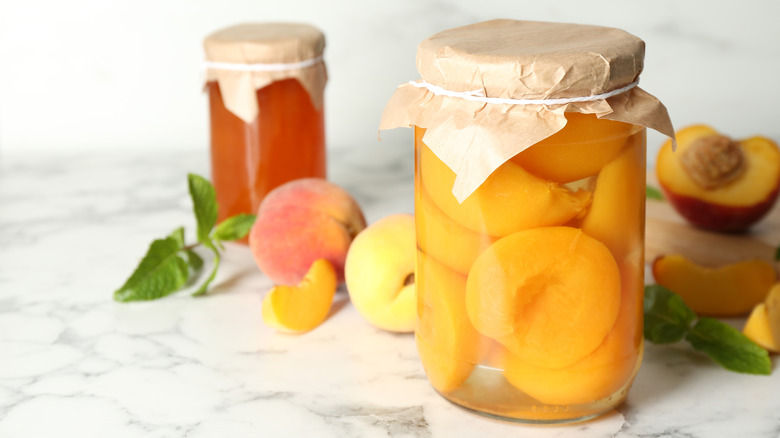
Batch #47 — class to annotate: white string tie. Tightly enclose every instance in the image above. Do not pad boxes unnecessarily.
[204,56,323,72]
[408,79,639,105]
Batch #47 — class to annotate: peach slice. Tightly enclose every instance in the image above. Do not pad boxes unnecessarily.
[416,187,497,275]
[503,259,642,405]
[743,303,779,353]
[581,131,646,261]
[652,254,776,316]
[416,251,489,393]
[419,141,591,237]
[511,112,637,183]
[262,258,337,333]
[465,226,621,369]
[656,125,780,231]
[765,283,780,348]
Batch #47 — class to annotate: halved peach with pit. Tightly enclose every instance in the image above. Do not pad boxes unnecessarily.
[652,254,776,316]
[418,141,590,237]
[416,187,497,275]
[503,259,642,405]
[581,131,646,261]
[262,258,337,333]
[416,250,489,393]
[511,112,637,183]
[656,125,780,231]
[465,226,621,369]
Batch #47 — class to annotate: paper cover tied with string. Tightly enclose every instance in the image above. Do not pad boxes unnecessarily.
[203,23,327,123]
[380,19,675,202]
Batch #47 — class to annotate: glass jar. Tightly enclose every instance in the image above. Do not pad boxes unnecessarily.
[203,23,327,228]
[381,19,674,424]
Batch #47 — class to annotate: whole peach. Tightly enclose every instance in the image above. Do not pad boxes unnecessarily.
[249,178,366,285]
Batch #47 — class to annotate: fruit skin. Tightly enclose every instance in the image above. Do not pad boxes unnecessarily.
[656,125,780,232]
[652,254,776,316]
[262,259,337,334]
[344,214,417,333]
[249,178,366,285]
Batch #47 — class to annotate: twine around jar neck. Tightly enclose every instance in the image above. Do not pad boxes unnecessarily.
[408,79,639,105]
[204,55,323,72]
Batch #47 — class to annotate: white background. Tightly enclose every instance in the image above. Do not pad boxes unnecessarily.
[1,0,779,166]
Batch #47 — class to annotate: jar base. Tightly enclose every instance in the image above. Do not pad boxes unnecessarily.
[430,363,636,425]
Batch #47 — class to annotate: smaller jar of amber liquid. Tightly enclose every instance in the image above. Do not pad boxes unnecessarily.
[203,23,327,227]
[381,19,675,424]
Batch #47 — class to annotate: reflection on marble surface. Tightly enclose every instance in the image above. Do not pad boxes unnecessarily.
[0,144,778,437]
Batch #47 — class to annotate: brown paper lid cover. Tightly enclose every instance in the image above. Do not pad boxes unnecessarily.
[204,23,327,122]
[380,19,675,202]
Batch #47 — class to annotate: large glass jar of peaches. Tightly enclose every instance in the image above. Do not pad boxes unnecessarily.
[203,23,327,229]
[381,20,674,424]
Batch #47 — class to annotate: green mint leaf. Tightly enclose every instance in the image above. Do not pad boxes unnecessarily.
[188,173,218,244]
[646,185,665,201]
[170,227,185,247]
[184,249,204,271]
[192,247,220,297]
[644,284,696,344]
[213,214,256,242]
[114,236,189,302]
[687,317,772,375]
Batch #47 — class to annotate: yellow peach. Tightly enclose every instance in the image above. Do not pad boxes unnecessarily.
[416,251,489,393]
[743,303,779,353]
[581,131,646,261]
[345,214,416,333]
[418,139,591,237]
[262,259,337,333]
[652,254,776,316]
[765,283,780,348]
[656,125,780,231]
[416,187,497,275]
[249,178,366,285]
[511,112,637,183]
[466,227,621,369]
[503,259,642,405]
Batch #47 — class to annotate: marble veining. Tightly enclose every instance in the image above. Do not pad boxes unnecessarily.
[0,144,778,437]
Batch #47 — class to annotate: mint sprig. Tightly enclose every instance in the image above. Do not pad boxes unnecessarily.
[646,185,665,201]
[113,174,256,302]
[644,284,771,375]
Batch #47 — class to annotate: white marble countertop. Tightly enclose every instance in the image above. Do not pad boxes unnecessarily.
[1,144,778,438]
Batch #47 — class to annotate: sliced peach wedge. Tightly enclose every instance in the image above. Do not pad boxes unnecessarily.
[419,140,590,238]
[511,112,638,183]
[262,258,337,334]
[656,125,780,231]
[416,251,490,393]
[743,304,779,352]
[652,254,776,317]
[743,283,780,352]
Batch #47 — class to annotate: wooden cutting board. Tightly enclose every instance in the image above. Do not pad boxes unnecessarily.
[645,174,780,267]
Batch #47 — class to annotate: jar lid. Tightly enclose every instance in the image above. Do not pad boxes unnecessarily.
[203,23,327,122]
[381,19,674,202]
[204,23,325,65]
[417,19,643,101]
